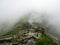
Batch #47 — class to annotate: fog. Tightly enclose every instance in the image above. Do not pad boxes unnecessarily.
[0,0,60,41]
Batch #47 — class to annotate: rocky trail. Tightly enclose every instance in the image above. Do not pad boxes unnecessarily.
[0,22,58,45]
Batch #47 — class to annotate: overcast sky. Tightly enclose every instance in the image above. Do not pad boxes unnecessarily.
[0,0,60,23]
[0,0,60,38]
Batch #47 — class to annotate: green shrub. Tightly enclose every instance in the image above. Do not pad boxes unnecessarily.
[35,34,57,45]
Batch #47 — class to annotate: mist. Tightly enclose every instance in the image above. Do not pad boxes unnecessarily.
[0,0,60,42]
